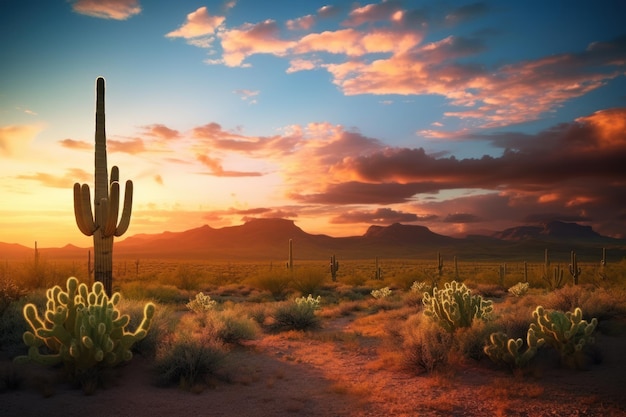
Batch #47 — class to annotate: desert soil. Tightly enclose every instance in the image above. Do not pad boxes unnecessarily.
[2,312,625,417]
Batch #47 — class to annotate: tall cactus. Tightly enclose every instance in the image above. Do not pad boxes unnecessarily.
[569,250,581,285]
[73,77,133,296]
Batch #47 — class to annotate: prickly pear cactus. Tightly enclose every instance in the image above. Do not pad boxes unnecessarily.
[484,328,545,369]
[422,281,493,332]
[16,277,155,376]
[530,306,597,360]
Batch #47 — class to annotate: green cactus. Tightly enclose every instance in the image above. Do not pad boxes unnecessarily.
[484,328,545,369]
[569,250,582,285]
[530,306,597,361]
[436,252,443,277]
[74,77,133,296]
[422,281,493,333]
[330,254,339,282]
[15,277,154,379]
[286,238,293,271]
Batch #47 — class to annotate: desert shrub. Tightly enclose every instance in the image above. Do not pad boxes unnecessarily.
[0,298,29,358]
[163,263,205,291]
[0,279,26,316]
[290,267,326,296]
[246,303,271,325]
[210,309,259,345]
[154,335,226,390]
[247,270,291,300]
[423,281,493,333]
[508,282,529,297]
[453,320,498,361]
[269,299,321,332]
[120,282,189,304]
[543,285,625,322]
[371,286,392,299]
[401,314,453,374]
[186,292,217,313]
[391,271,421,291]
[116,298,178,359]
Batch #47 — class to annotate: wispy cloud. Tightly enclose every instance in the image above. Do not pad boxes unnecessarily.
[233,89,260,104]
[59,138,91,150]
[70,0,141,20]
[16,168,90,188]
[0,124,42,157]
[196,154,263,177]
[165,6,225,39]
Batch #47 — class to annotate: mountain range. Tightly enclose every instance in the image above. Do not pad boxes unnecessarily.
[1,219,624,262]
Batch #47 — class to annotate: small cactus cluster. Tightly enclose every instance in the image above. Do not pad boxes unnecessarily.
[422,281,493,332]
[508,282,529,297]
[16,277,155,377]
[484,328,545,369]
[530,306,597,360]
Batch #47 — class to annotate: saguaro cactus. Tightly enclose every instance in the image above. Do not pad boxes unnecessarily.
[569,250,581,285]
[73,77,133,296]
[330,254,339,281]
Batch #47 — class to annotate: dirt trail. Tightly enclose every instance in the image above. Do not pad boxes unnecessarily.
[2,314,625,417]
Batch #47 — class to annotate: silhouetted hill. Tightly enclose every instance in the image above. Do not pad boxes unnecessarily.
[493,221,603,241]
[2,219,624,261]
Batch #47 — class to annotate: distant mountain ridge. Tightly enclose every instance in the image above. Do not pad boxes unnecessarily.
[1,219,624,261]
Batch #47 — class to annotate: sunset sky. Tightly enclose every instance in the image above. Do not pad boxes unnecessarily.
[1,0,626,248]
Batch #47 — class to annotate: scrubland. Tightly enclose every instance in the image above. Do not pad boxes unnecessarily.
[1,256,626,416]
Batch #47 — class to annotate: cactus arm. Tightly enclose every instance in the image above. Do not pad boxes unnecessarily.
[115,179,133,236]
[103,182,120,237]
[73,183,96,236]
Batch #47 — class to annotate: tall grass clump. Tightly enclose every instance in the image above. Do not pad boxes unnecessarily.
[247,269,291,300]
[289,266,326,296]
[269,295,321,332]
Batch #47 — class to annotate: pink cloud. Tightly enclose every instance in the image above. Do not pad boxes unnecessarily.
[287,15,316,31]
[108,138,146,154]
[70,0,141,20]
[220,20,295,67]
[166,6,225,39]
[343,1,404,26]
[59,138,91,150]
[295,28,421,56]
[141,124,180,140]
[196,154,263,177]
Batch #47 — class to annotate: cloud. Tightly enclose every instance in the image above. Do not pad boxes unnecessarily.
[166,6,225,39]
[141,124,180,140]
[295,28,421,56]
[108,138,146,154]
[17,168,90,188]
[287,15,316,31]
[443,213,481,223]
[154,175,163,185]
[70,0,141,20]
[342,0,404,26]
[330,207,423,224]
[196,154,263,177]
[0,124,42,157]
[233,89,259,103]
[219,20,296,67]
[59,138,91,150]
[286,58,320,73]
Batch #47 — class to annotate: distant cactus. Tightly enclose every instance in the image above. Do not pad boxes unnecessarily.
[484,328,545,369]
[453,255,459,280]
[508,282,529,297]
[15,277,154,383]
[330,254,339,281]
[530,306,597,361]
[436,252,443,277]
[569,250,582,285]
[422,281,493,332]
[73,78,133,296]
[375,257,382,280]
[286,239,293,271]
